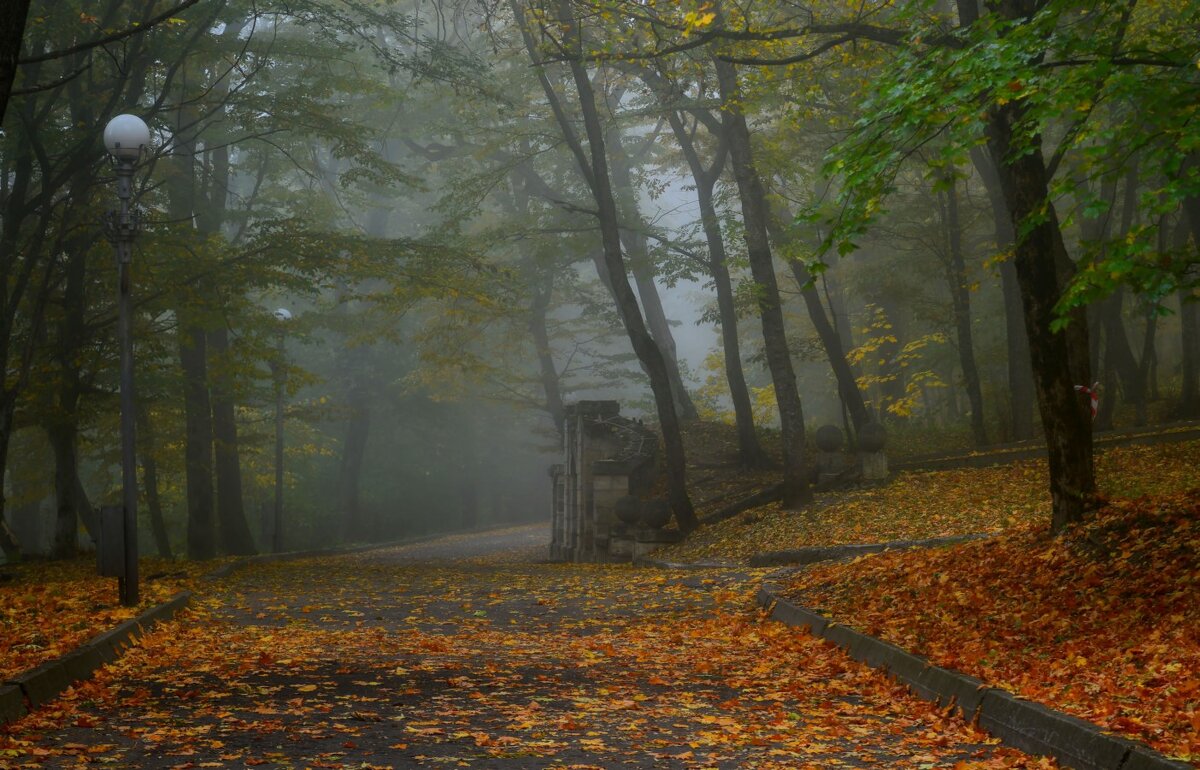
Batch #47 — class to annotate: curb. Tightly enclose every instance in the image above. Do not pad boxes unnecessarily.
[632,557,738,570]
[747,533,989,567]
[756,585,1192,770]
[0,590,191,727]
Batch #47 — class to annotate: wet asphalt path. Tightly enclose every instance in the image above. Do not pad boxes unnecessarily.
[4,524,1031,769]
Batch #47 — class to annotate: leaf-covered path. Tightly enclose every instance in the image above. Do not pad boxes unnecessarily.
[2,525,1045,769]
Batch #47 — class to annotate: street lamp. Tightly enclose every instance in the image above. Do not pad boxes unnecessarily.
[103,113,150,607]
[271,307,292,553]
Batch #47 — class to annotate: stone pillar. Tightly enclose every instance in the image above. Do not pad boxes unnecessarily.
[858,422,889,481]
[814,424,846,485]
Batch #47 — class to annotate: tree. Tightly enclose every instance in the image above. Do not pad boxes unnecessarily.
[516,0,698,532]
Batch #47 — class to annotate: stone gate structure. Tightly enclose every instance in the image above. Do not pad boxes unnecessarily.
[549,401,659,561]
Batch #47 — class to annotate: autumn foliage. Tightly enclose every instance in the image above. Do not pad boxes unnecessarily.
[664,439,1200,563]
[0,559,211,680]
[784,492,1200,765]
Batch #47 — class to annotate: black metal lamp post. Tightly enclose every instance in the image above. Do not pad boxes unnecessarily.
[103,113,150,607]
[270,307,291,553]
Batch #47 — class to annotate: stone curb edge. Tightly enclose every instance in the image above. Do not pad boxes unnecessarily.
[755,585,1192,770]
[747,533,990,567]
[0,590,191,727]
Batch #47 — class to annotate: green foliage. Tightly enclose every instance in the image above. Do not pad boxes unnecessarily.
[815,0,1200,315]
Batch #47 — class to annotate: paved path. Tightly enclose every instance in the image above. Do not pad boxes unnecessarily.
[3,525,1035,769]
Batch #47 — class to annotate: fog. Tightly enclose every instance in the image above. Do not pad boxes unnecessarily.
[1,0,1196,562]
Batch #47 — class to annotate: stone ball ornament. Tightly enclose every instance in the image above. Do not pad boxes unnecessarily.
[641,499,671,529]
[858,421,888,453]
[815,424,844,452]
[103,114,151,160]
[614,495,642,526]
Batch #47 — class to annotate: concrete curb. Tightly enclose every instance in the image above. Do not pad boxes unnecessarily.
[632,557,738,570]
[0,590,191,726]
[756,585,1192,770]
[748,533,989,567]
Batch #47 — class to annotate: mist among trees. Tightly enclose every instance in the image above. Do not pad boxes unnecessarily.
[1,0,1198,561]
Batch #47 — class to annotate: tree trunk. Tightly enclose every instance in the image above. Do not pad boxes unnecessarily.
[1135,303,1157,425]
[180,321,217,559]
[525,0,697,531]
[137,404,173,559]
[662,110,767,466]
[716,59,811,507]
[983,97,1094,532]
[459,423,479,530]
[941,175,988,446]
[1180,289,1199,418]
[209,326,256,555]
[337,393,370,542]
[761,197,871,433]
[1099,291,1142,428]
[529,276,567,438]
[48,224,91,558]
[48,426,84,558]
[0,0,31,128]
[0,406,22,561]
[970,146,1034,440]
[606,125,699,420]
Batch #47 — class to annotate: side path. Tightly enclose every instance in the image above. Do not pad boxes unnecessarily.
[0,526,1039,769]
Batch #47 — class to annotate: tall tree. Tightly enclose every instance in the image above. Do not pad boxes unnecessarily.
[517,0,697,532]
[714,57,811,506]
[937,172,987,446]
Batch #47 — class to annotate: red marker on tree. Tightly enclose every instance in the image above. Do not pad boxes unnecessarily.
[1074,382,1101,420]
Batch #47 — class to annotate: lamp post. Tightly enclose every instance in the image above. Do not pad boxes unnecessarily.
[103,114,150,607]
[271,307,291,553]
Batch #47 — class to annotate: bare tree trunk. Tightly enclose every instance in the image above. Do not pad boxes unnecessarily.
[137,404,173,559]
[662,109,767,466]
[518,0,697,531]
[0,407,23,561]
[1180,289,1199,418]
[940,175,987,446]
[716,59,811,507]
[0,0,31,127]
[529,276,567,438]
[338,392,370,541]
[1182,179,1200,417]
[983,94,1093,532]
[760,193,870,432]
[970,147,1034,440]
[209,326,256,554]
[606,125,698,420]
[1136,303,1157,424]
[179,320,216,559]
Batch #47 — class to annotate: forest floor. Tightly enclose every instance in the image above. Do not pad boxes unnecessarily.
[0,558,215,681]
[780,491,1200,764]
[654,433,1200,766]
[3,430,1195,766]
[660,437,1200,563]
[0,525,1046,769]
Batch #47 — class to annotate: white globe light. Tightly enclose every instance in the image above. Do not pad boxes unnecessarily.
[103,114,150,160]
[273,308,292,322]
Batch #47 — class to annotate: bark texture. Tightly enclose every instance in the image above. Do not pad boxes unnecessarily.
[521,0,698,530]
[941,176,987,446]
[970,146,1035,441]
[716,58,811,507]
[983,93,1094,531]
[662,108,767,466]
